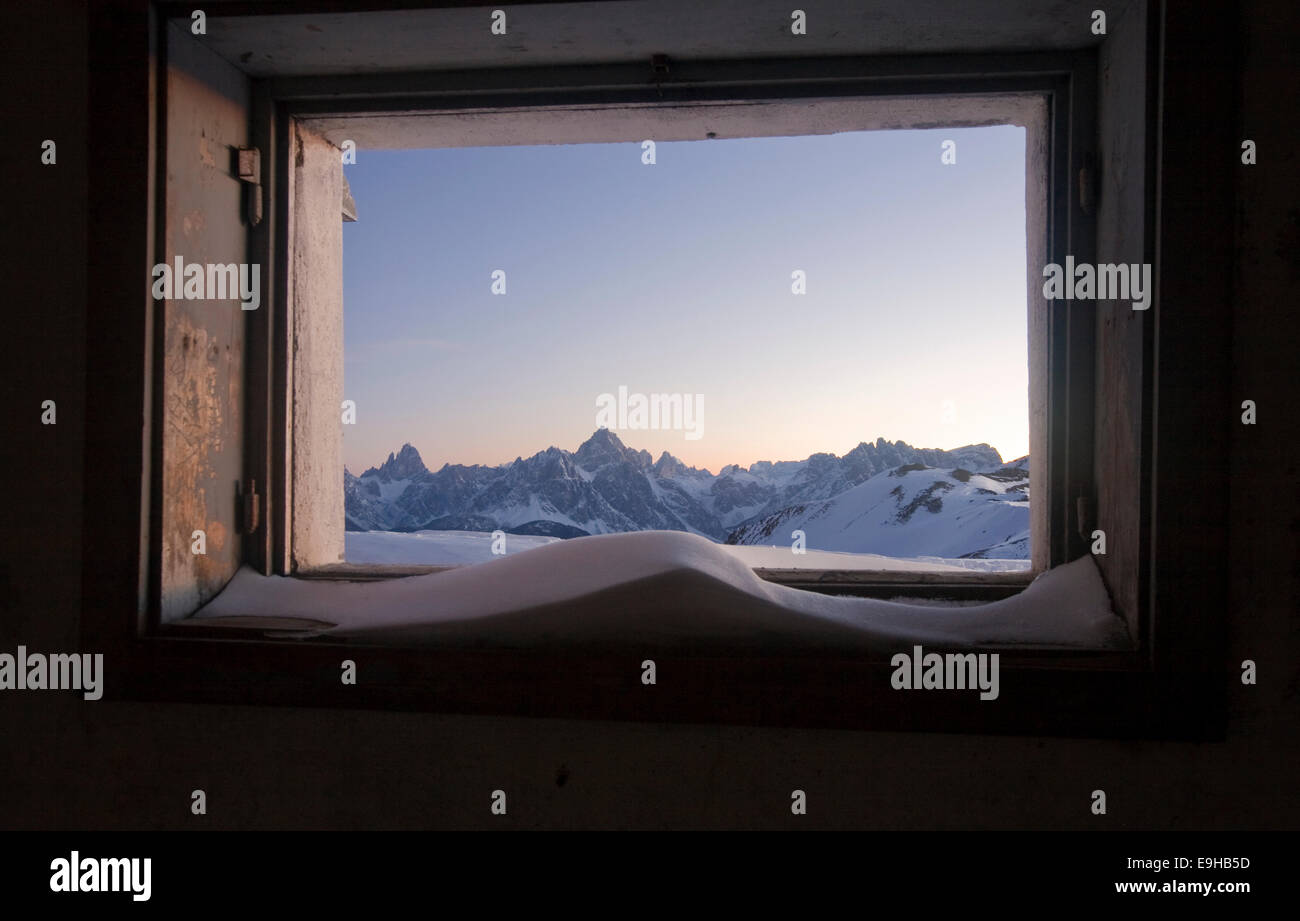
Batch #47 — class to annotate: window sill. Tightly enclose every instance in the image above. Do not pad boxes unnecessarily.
[185,531,1127,652]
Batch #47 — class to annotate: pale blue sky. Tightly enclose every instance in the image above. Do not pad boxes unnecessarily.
[342,125,1028,474]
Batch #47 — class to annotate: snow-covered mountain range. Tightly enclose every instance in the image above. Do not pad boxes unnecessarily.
[345,430,1031,559]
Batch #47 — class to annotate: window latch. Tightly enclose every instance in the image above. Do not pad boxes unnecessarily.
[237,147,263,226]
[242,478,261,535]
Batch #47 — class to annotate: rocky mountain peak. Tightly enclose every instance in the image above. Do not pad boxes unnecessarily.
[365,442,428,481]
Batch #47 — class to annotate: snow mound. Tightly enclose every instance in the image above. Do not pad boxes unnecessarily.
[194,530,1130,650]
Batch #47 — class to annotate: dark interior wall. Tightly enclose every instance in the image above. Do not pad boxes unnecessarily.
[0,0,1295,829]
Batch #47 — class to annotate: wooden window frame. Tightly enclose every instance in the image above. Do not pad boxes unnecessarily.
[268,60,1082,573]
[83,0,1232,740]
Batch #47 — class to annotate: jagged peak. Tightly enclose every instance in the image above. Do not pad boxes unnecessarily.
[652,450,685,476]
[582,427,627,448]
[575,428,633,465]
[364,442,429,480]
[944,443,1005,466]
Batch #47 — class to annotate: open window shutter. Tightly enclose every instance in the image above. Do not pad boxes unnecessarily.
[286,121,346,571]
[1092,3,1151,633]
[158,22,252,620]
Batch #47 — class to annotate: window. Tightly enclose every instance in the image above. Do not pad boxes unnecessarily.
[338,126,1034,582]
[83,0,1234,738]
[267,88,1066,624]
[255,71,1080,621]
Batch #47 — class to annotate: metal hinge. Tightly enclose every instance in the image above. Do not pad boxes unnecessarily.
[237,147,263,226]
[242,478,261,535]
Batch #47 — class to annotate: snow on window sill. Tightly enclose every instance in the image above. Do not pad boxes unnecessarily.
[188,531,1130,651]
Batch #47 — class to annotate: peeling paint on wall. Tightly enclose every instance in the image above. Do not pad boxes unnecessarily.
[163,320,223,608]
[159,22,251,621]
[182,208,206,240]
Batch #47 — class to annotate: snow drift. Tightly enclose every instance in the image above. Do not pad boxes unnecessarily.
[194,530,1129,651]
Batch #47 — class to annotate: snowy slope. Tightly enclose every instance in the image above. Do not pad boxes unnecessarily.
[726,462,1030,559]
[346,529,560,565]
[345,528,1029,571]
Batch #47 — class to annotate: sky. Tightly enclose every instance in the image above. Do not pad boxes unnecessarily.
[342,124,1028,475]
